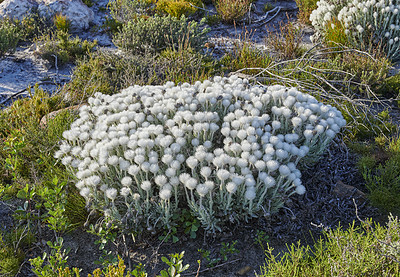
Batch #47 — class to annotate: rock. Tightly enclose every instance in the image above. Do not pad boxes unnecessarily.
[0,0,38,21]
[237,266,252,276]
[39,104,84,128]
[0,0,94,31]
[37,0,94,31]
[332,180,367,204]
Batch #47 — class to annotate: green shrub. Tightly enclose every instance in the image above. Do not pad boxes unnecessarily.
[159,44,221,84]
[108,0,156,24]
[156,0,202,18]
[214,0,250,23]
[258,215,400,276]
[0,18,21,57]
[35,30,97,66]
[113,14,209,54]
[376,72,400,99]
[361,148,400,215]
[63,44,218,104]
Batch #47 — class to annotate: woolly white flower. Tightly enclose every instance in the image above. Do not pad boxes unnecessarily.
[295,185,306,195]
[245,188,256,200]
[200,167,212,178]
[120,187,131,197]
[106,188,118,201]
[196,184,209,197]
[226,182,238,194]
[121,176,132,187]
[141,181,152,191]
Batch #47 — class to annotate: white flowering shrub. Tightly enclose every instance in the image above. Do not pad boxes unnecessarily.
[55,76,346,233]
[310,0,400,61]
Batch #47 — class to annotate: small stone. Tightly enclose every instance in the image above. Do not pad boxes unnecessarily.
[332,180,367,204]
[237,265,252,276]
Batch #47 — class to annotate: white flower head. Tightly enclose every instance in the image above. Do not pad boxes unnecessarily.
[106,188,118,201]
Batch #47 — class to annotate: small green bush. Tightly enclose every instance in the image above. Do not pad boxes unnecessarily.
[156,0,202,18]
[258,215,400,276]
[0,18,21,57]
[361,149,400,215]
[108,0,156,24]
[0,233,25,277]
[36,30,97,66]
[113,14,209,54]
[214,0,250,23]
[220,39,273,73]
[63,45,218,104]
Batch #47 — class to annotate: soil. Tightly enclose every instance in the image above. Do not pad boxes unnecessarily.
[0,0,394,276]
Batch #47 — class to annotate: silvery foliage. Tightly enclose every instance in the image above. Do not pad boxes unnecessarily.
[55,76,346,233]
[311,0,400,61]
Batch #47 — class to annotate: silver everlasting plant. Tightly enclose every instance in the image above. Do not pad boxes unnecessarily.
[55,76,346,233]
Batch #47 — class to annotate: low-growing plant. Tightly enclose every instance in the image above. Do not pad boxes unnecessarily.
[159,251,189,277]
[204,14,221,25]
[108,0,156,24]
[213,0,250,23]
[258,215,400,276]
[0,232,25,277]
[266,16,306,60]
[254,230,270,252]
[63,46,218,105]
[156,0,202,18]
[35,29,97,66]
[30,237,71,277]
[55,76,346,234]
[82,0,94,7]
[295,0,318,25]
[220,240,239,261]
[0,18,21,57]
[53,13,71,33]
[113,14,209,54]
[159,43,220,84]
[360,139,400,215]
[220,34,273,73]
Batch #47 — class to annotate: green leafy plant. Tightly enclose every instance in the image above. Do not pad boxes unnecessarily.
[159,252,189,277]
[88,223,120,267]
[197,248,221,267]
[213,0,250,23]
[220,240,239,261]
[254,230,270,252]
[30,237,71,277]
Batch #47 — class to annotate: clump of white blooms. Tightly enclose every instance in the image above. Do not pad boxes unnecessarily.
[310,0,400,61]
[55,76,346,233]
